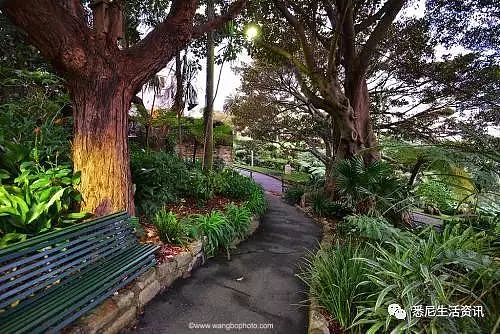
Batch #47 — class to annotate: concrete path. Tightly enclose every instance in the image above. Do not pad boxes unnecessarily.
[128,195,322,334]
[234,168,284,194]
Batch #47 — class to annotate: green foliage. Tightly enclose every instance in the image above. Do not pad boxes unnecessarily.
[190,211,233,258]
[0,68,72,166]
[343,215,416,245]
[187,170,216,202]
[382,139,499,214]
[311,192,352,219]
[0,164,89,247]
[309,215,500,333]
[298,242,370,330]
[131,148,268,222]
[153,209,196,246]
[217,169,257,199]
[284,186,304,205]
[130,148,190,217]
[353,223,499,333]
[224,203,251,240]
[415,179,456,214]
[334,157,406,214]
[244,184,267,215]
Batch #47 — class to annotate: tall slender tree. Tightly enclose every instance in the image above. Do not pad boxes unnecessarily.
[203,0,216,172]
[1,0,246,215]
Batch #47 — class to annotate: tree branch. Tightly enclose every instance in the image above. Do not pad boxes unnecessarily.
[357,0,406,75]
[192,0,247,38]
[276,1,318,76]
[124,0,246,93]
[2,0,93,76]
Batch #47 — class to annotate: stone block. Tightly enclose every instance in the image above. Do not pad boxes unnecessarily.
[138,280,161,308]
[157,260,179,287]
[101,307,137,334]
[183,253,204,278]
[309,310,330,334]
[175,251,192,269]
[112,290,135,310]
[82,299,119,334]
[188,240,203,256]
[135,268,157,290]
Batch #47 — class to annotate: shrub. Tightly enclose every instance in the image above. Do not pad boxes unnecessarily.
[0,69,72,166]
[224,203,251,240]
[213,157,226,172]
[311,192,352,219]
[284,186,304,205]
[305,213,499,333]
[245,185,267,215]
[343,215,416,245]
[186,170,215,203]
[415,179,456,214]
[298,242,370,330]
[217,169,256,199]
[353,227,499,333]
[153,209,195,246]
[191,211,234,258]
[130,148,190,218]
[0,163,89,247]
[334,157,406,214]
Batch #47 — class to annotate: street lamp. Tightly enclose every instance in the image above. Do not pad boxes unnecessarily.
[245,24,260,42]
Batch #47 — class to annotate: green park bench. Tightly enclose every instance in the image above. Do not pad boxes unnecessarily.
[0,211,158,334]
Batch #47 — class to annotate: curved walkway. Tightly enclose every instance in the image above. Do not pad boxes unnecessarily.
[234,168,284,194]
[128,193,321,333]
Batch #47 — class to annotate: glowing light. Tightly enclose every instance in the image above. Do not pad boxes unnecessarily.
[245,25,260,41]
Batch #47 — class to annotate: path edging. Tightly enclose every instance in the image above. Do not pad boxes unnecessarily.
[65,214,261,334]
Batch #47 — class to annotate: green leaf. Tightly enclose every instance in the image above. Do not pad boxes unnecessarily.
[65,212,89,220]
[0,233,27,248]
[45,188,65,210]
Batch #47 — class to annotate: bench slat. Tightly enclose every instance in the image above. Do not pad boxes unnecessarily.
[1,244,157,333]
[0,212,129,263]
[0,221,133,283]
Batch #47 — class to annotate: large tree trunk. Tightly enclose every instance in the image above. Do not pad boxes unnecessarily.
[202,0,215,172]
[336,77,379,162]
[71,80,135,216]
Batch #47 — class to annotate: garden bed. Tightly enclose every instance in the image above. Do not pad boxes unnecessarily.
[165,196,243,218]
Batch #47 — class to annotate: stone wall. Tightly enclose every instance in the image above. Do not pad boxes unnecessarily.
[176,144,234,165]
[65,215,260,334]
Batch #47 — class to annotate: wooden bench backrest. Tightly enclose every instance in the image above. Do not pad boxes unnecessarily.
[0,212,135,311]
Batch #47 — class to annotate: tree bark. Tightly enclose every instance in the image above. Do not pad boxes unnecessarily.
[202,0,215,172]
[336,77,379,162]
[71,79,135,216]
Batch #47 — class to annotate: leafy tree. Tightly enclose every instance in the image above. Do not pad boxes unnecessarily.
[1,0,246,216]
[242,0,407,163]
